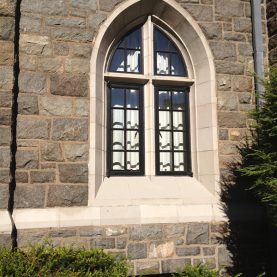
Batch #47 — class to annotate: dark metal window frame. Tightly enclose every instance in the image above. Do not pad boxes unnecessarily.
[154,86,192,176]
[107,83,145,176]
[108,27,144,75]
[153,27,187,77]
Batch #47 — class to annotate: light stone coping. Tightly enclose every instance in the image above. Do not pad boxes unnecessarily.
[0,204,226,232]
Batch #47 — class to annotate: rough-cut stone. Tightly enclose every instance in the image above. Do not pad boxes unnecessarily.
[105,227,127,236]
[218,112,247,128]
[20,15,41,33]
[30,171,55,183]
[223,32,246,42]
[218,246,233,266]
[17,118,50,139]
[21,0,67,15]
[219,141,239,155]
[62,143,88,162]
[219,128,228,140]
[45,18,86,28]
[16,149,38,169]
[99,0,123,12]
[75,99,89,116]
[129,225,163,241]
[0,92,12,108]
[0,184,9,208]
[218,92,238,111]
[200,23,222,40]
[87,13,106,30]
[40,96,73,116]
[135,261,160,275]
[163,224,186,238]
[17,229,49,248]
[187,223,209,244]
[162,258,191,273]
[210,42,236,61]
[217,75,231,91]
[0,234,12,248]
[238,44,253,57]
[149,241,174,258]
[79,227,103,237]
[116,237,127,249]
[215,0,244,18]
[20,34,51,56]
[181,5,213,21]
[59,164,88,183]
[40,142,63,162]
[0,0,15,16]
[53,43,69,56]
[0,109,11,125]
[127,243,147,260]
[0,41,14,65]
[238,92,252,104]
[14,185,46,208]
[37,57,63,72]
[94,238,115,249]
[65,58,90,74]
[0,148,10,168]
[47,185,88,207]
[202,246,215,256]
[0,169,9,183]
[232,76,252,92]
[49,229,76,237]
[215,62,244,75]
[18,95,38,115]
[234,18,252,33]
[0,127,11,146]
[71,0,97,10]
[0,17,14,40]
[19,72,47,94]
[70,44,92,59]
[52,118,88,141]
[0,66,13,90]
[16,171,29,183]
[51,27,94,42]
[176,246,200,256]
[20,55,37,71]
[50,74,88,97]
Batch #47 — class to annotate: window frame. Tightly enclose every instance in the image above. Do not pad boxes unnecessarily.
[107,83,145,176]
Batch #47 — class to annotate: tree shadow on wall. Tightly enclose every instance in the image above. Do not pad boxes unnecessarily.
[219,142,276,277]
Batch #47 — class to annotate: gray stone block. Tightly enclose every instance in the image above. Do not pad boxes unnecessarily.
[149,241,175,258]
[218,112,247,128]
[176,246,200,256]
[215,62,244,75]
[40,96,73,116]
[94,238,115,249]
[181,5,213,21]
[59,163,88,183]
[135,261,160,275]
[0,234,12,248]
[0,0,15,16]
[14,185,46,208]
[238,92,251,104]
[16,149,38,169]
[186,223,209,244]
[116,237,127,249]
[202,246,215,256]
[161,258,191,273]
[47,184,88,207]
[49,229,76,237]
[234,18,252,33]
[19,72,47,94]
[62,143,88,162]
[30,171,55,183]
[164,224,186,238]
[127,243,147,260]
[129,225,163,241]
[0,41,14,65]
[215,0,244,17]
[0,17,14,41]
[40,142,63,162]
[18,95,38,115]
[50,74,88,97]
[0,109,11,125]
[17,118,50,139]
[0,92,12,108]
[52,118,88,141]
[0,148,10,168]
[51,27,93,42]
[45,18,86,28]
[0,127,11,146]
[0,169,9,184]
[224,32,246,42]
[99,0,123,12]
[219,128,228,140]
[21,0,67,15]
[0,184,9,208]
[210,42,236,61]
[70,44,92,58]
[20,15,41,33]
[87,13,106,30]
[53,43,69,56]
[0,66,13,90]
[218,92,238,111]
[200,23,222,40]
[79,227,103,237]
[16,171,28,183]
[70,0,97,10]
[64,58,90,74]
[218,246,233,266]
[238,44,253,57]
[105,226,127,236]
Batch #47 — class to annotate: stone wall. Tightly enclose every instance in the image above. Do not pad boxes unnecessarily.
[267,0,277,66]
[0,0,268,209]
[0,222,230,275]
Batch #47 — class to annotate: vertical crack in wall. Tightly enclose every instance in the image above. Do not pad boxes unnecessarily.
[8,0,22,250]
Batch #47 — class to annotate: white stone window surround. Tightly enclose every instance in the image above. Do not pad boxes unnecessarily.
[89,0,220,207]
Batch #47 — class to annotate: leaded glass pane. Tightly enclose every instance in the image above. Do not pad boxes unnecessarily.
[159,131,171,150]
[159,111,171,130]
[172,91,185,110]
[126,89,139,108]
[112,109,124,129]
[160,152,172,172]
[127,152,140,170]
[112,152,124,170]
[173,112,183,130]
[174,153,185,171]
[171,53,186,76]
[110,49,124,72]
[111,88,124,107]
[158,90,171,109]
[112,130,124,150]
[126,110,139,129]
[126,131,139,150]
[126,50,141,73]
[156,52,169,75]
[173,132,184,150]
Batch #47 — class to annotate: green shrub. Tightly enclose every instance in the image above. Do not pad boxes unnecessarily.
[172,264,219,277]
[0,243,128,277]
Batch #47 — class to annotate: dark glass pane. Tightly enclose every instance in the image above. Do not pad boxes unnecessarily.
[111,88,124,107]
[172,91,185,110]
[126,89,139,108]
[110,49,124,72]
[126,28,141,49]
[158,90,171,109]
[156,52,169,75]
[126,50,141,73]
[155,29,175,52]
[171,53,186,76]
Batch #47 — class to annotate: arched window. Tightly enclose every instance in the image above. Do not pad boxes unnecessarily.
[106,19,192,176]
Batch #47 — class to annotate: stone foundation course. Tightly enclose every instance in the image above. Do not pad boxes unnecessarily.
[1,222,231,275]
